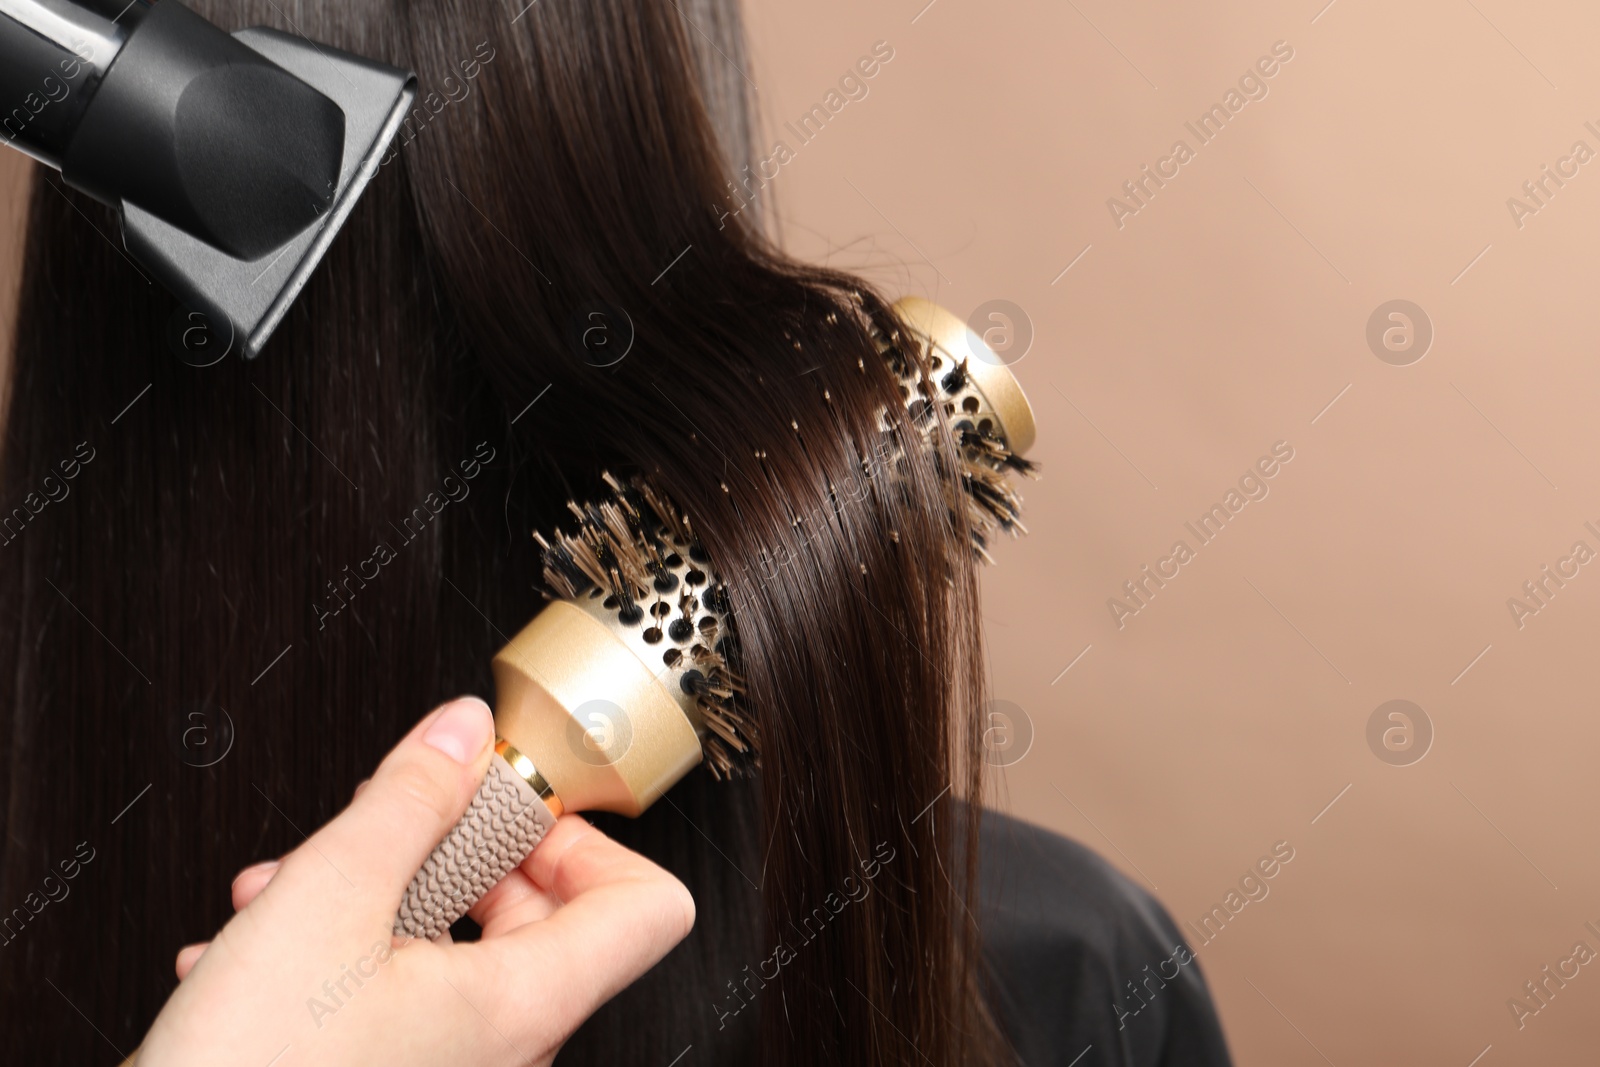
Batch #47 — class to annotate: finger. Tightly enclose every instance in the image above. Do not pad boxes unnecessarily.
[387,930,453,952]
[261,697,496,932]
[467,866,560,938]
[174,942,208,980]
[352,777,370,800]
[230,860,281,911]
[472,816,694,1031]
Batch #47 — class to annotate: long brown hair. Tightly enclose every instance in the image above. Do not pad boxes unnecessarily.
[0,1,1006,1063]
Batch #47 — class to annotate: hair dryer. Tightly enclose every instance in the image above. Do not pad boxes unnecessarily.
[0,0,415,358]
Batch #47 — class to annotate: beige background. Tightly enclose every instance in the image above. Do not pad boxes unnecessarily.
[742,1,1600,1064]
[7,0,1600,1062]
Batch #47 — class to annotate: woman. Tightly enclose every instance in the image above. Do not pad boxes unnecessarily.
[0,0,1233,1063]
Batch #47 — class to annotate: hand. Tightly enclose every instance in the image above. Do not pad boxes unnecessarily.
[137,697,695,1067]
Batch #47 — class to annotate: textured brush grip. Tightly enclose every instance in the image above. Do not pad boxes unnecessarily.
[395,752,558,941]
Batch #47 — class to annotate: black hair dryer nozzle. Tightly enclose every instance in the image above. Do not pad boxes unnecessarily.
[0,0,416,358]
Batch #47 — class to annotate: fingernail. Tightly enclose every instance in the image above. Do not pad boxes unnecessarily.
[423,697,492,765]
[232,859,279,887]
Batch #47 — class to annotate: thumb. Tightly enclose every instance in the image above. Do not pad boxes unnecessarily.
[304,696,496,924]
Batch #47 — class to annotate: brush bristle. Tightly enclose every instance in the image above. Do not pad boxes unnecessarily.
[868,311,1040,564]
[528,304,1036,782]
[535,472,757,779]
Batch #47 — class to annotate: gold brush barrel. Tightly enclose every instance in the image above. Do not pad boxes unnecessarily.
[891,296,1037,456]
[492,586,710,816]
[393,297,1038,939]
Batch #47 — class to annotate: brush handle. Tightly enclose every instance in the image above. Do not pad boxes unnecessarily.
[112,756,554,1063]
[395,751,558,941]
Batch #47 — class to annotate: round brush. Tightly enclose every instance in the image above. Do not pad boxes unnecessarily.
[395,296,1039,940]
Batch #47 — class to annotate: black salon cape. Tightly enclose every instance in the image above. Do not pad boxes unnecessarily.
[975,808,1234,1067]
